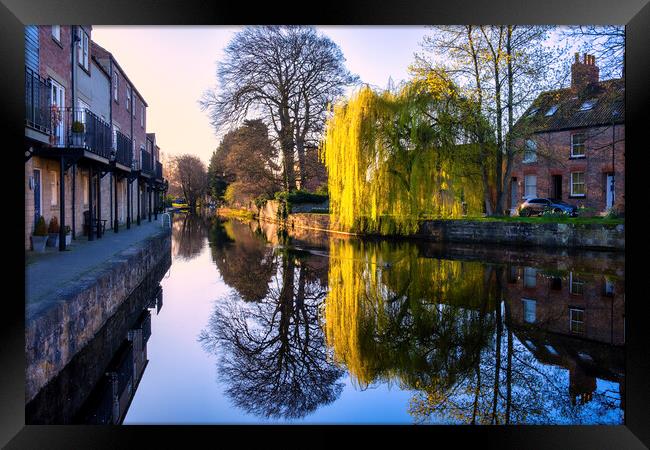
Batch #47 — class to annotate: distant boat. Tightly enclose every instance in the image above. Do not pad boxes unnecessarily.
[171,198,189,210]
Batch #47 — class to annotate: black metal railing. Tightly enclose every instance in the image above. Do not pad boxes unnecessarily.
[155,161,163,180]
[25,67,51,133]
[53,108,113,159]
[140,149,153,175]
[114,130,133,168]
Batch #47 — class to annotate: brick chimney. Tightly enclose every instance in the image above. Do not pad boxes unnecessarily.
[571,52,599,90]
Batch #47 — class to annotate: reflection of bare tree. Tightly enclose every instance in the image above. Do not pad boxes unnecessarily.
[199,250,344,419]
[171,213,209,260]
[209,219,276,302]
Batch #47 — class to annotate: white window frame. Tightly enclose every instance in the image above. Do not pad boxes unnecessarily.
[126,86,131,111]
[140,103,144,127]
[570,172,585,197]
[113,73,119,102]
[569,308,585,334]
[523,139,537,163]
[77,29,89,71]
[524,175,537,199]
[569,272,585,295]
[522,298,536,324]
[571,133,586,158]
[523,267,537,288]
[51,25,61,42]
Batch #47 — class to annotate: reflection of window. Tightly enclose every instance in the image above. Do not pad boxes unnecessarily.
[570,272,585,295]
[523,267,537,288]
[570,308,585,334]
[550,277,562,290]
[522,299,536,323]
[603,278,615,297]
[545,105,558,116]
[508,265,519,284]
[545,344,559,356]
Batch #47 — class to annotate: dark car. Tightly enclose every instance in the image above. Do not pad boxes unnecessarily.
[518,198,578,217]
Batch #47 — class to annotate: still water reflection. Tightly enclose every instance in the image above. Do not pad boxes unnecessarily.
[29,213,626,424]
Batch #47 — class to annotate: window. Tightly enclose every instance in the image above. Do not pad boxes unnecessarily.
[523,139,537,163]
[579,99,596,111]
[570,172,585,197]
[545,344,559,356]
[112,124,120,150]
[569,272,585,295]
[524,175,537,199]
[77,29,89,71]
[51,25,61,42]
[77,99,89,125]
[126,87,131,111]
[571,133,586,158]
[523,267,537,288]
[50,171,59,206]
[545,105,558,116]
[522,299,536,323]
[82,174,89,205]
[527,107,539,117]
[569,308,585,334]
[113,73,119,102]
[140,103,144,127]
[603,277,615,297]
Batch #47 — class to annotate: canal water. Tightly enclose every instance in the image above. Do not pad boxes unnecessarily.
[28,213,625,425]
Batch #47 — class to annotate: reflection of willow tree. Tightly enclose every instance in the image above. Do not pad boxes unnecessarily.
[324,239,623,424]
[172,214,210,260]
[208,219,276,302]
[199,248,344,419]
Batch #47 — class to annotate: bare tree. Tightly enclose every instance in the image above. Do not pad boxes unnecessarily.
[172,154,207,211]
[563,26,625,79]
[200,26,358,191]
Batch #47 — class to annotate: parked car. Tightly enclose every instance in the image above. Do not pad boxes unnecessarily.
[518,198,578,217]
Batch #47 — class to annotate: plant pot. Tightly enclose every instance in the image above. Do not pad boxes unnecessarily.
[72,131,84,147]
[65,233,72,246]
[47,233,59,247]
[31,235,48,253]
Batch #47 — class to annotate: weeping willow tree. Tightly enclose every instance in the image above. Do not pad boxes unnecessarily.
[323,238,495,390]
[321,75,491,235]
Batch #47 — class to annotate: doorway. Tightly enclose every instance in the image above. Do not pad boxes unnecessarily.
[552,175,562,200]
[606,173,615,209]
[33,168,41,228]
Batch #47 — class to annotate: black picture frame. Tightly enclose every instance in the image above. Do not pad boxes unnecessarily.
[2,0,648,447]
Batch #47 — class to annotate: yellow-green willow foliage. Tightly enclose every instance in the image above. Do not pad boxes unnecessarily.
[323,238,495,389]
[321,79,485,235]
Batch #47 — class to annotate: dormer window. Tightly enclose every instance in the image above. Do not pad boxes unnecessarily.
[527,107,539,117]
[579,99,596,111]
[544,105,558,116]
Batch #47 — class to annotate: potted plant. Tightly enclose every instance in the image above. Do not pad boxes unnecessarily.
[64,225,72,246]
[32,216,48,252]
[47,216,60,247]
[71,120,85,146]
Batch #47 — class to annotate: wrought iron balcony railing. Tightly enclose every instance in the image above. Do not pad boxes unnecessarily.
[140,149,153,175]
[25,67,52,133]
[155,161,163,180]
[51,107,113,160]
[113,130,133,168]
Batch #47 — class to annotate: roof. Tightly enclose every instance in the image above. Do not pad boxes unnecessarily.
[514,78,624,135]
[91,40,149,107]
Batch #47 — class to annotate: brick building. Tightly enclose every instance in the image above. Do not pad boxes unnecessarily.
[25,25,166,251]
[509,53,624,216]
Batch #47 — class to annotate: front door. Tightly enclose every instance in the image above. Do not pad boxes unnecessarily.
[33,169,41,228]
[552,175,562,200]
[606,173,615,209]
[50,79,65,146]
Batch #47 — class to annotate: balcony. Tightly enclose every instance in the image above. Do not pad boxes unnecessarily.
[155,161,163,181]
[113,130,133,169]
[25,67,52,135]
[51,107,113,161]
[140,148,153,176]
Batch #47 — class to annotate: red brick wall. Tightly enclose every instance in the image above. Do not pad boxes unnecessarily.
[510,125,625,215]
[39,26,72,109]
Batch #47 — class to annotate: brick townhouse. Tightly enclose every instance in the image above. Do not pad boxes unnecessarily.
[509,53,624,216]
[505,264,624,408]
[25,25,167,251]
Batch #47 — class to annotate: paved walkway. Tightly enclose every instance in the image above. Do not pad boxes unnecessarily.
[26,216,166,306]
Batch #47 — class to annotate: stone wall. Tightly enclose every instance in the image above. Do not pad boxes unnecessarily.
[25,227,172,403]
[417,220,624,251]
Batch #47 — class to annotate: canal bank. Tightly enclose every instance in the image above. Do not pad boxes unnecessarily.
[246,200,625,251]
[25,218,172,403]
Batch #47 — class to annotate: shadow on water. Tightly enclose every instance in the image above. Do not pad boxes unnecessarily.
[200,217,624,424]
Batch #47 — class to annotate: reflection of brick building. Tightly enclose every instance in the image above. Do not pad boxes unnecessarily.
[509,53,624,216]
[505,265,624,408]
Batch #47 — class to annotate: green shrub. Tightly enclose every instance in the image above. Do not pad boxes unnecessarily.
[275,189,328,205]
[254,194,271,210]
[71,121,85,133]
[48,216,60,233]
[34,216,48,236]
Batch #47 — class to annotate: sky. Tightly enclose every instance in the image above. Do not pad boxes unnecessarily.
[91,26,430,165]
